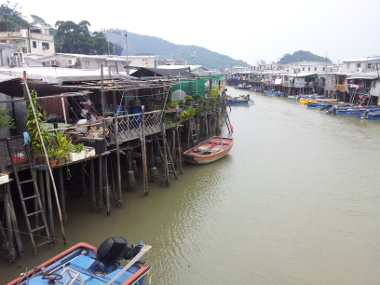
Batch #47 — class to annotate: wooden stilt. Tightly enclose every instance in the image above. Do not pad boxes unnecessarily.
[89,159,96,211]
[103,154,111,215]
[58,167,67,225]
[98,156,103,212]
[140,106,148,196]
[2,185,17,262]
[45,169,55,241]
[113,92,122,206]
[81,162,86,196]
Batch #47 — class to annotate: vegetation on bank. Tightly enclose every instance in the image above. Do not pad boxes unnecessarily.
[1,2,330,68]
[278,50,332,64]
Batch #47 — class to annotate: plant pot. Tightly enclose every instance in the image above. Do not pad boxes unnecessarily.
[37,155,47,166]
[49,160,57,167]
[57,156,67,166]
[69,151,85,162]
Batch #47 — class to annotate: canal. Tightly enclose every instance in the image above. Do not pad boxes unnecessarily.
[2,87,380,284]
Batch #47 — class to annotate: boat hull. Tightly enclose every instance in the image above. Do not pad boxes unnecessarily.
[7,241,152,285]
[183,136,234,164]
[300,98,338,105]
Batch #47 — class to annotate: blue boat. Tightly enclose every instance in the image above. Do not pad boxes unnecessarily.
[8,237,152,285]
[335,106,380,115]
[264,90,284,97]
[227,95,252,104]
[306,102,332,108]
[359,109,380,120]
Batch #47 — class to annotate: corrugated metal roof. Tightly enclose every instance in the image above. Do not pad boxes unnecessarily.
[288,73,317,77]
[0,66,135,84]
[346,73,379,80]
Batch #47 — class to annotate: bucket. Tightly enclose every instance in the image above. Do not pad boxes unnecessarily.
[12,152,25,164]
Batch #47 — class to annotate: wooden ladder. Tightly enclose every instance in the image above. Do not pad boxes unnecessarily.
[188,117,198,147]
[6,139,52,255]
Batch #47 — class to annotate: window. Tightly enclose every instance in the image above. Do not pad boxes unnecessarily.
[302,67,305,71]
[42,42,49,50]
[323,67,326,71]
[32,41,37,48]
[314,67,317,71]
[357,63,361,68]
[308,67,311,71]
[367,63,372,69]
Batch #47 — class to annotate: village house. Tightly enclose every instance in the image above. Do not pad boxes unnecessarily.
[0,27,55,57]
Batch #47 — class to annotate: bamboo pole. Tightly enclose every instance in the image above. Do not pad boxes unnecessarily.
[23,78,66,245]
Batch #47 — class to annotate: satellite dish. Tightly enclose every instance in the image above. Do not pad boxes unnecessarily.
[172,89,186,100]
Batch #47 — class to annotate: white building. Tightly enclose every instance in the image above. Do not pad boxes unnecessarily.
[0,27,55,54]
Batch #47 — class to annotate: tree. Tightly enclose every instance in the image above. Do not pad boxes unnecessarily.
[91,31,112,55]
[0,1,28,31]
[55,20,112,55]
[278,50,332,64]
[55,20,91,53]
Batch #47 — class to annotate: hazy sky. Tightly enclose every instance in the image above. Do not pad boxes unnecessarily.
[11,0,380,65]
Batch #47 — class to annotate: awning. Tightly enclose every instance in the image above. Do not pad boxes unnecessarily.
[0,74,24,97]
[289,73,317,78]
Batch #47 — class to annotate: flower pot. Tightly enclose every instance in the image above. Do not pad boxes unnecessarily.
[49,160,57,167]
[37,155,47,166]
[69,151,85,162]
[57,156,67,166]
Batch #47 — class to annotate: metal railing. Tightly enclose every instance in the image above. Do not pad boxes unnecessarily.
[108,110,163,143]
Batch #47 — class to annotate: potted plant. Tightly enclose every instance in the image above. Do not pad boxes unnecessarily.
[55,131,72,165]
[47,148,58,167]
[69,142,85,162]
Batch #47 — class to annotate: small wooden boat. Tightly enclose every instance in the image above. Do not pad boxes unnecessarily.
[183,136,234,164]
[7,237,152,285]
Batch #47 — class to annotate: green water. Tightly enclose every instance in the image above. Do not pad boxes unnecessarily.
[2,88,380,284]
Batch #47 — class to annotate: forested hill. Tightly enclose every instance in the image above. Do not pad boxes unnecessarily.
[103,29,249,70]
[279,50,332,64]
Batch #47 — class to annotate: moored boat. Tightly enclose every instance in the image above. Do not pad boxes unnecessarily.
[264,90,284,97]
[227,95,252,104]
[183,136,234,164]
[7,237,152,285]
[299,98,338,105]
[360,109,380,120]
[235,84,252,90]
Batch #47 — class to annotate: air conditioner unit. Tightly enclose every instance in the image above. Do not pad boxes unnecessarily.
[356,68,362,72]
[9,56,17,67]
[50,60,59,67]
[67,58,77,66]
[8,56,21,67]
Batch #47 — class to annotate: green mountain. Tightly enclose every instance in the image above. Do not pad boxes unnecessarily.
[279,50,332,64]
[103,29,249,70]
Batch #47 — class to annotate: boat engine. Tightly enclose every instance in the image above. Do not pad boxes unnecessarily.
[97,237,145,267]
